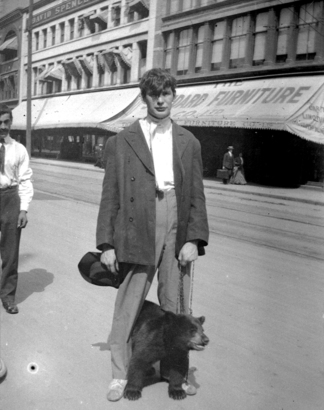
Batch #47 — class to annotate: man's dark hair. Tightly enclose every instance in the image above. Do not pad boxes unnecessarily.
[139,68,177,99]
[0,104,13,121]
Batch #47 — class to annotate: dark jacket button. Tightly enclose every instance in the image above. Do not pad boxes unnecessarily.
[130,197,134,202]
[129,217,133,222]
[131,177,135,181]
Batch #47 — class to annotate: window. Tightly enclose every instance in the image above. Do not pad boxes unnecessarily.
[230,16,249,68]
[33,67,37,95]
[253,12,268,66]
[170,0,179,14]
[177,29,191,75]
[98,7,108,31]
[112,5,121,27]
[51,26,56,46]
[66,75,72,91]
[78,17,84,37]
[211,21,225,71]
[60,22,65,43]
[182,0,194,11]
[276,8,293,63]
[42,29,47,48]
[76,76,81,90]
[194,26,204,73]
[127,9,135,23]
[35,32,39,51]
[69,19,75,40]
[138,41,147,79]
[164,32,173,72]
[296,1,321,61]
[1,32,18,62]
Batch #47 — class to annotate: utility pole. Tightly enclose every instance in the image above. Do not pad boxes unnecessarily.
[26,0,33,156]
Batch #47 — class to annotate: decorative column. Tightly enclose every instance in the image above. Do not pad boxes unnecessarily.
[120,0,127,25]
[244,13,253,67]
[264,8,277,66]
[286,5,298,64]
[93,52,99,88]
[187,27,196,75]
[315,1,324,62]
[220,18,231,70]
[201,22,212,74]
[130,42,140,83]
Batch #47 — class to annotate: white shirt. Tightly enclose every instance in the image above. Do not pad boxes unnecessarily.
[139,115,174,191]
[0,135,34,211]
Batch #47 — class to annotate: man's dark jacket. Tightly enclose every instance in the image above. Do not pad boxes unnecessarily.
[96,120,209,266]
[223,152,234,169]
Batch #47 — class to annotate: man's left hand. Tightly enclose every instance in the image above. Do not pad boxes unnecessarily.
[17,211,28,228]
[178,241,198,267]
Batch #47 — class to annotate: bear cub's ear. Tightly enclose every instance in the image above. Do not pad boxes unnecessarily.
[197,316,205,324]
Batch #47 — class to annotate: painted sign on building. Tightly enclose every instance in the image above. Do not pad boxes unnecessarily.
[31,0,101,27]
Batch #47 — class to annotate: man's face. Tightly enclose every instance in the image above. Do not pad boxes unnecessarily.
[144,87,175,120]
[0,113,12,139]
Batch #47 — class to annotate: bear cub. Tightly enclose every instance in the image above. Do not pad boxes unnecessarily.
[124,300,209,400]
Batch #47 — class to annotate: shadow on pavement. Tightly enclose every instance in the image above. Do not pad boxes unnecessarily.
[15,268,54,304]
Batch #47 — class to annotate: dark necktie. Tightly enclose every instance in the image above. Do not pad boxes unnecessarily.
[0,138,5,174]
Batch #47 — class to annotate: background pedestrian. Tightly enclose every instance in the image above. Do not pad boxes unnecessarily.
[0,104,33,314]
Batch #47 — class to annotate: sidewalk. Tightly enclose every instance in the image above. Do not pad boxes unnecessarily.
[31,158,324,206]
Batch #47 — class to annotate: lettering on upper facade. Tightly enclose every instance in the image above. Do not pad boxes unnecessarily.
[31,0,98,27]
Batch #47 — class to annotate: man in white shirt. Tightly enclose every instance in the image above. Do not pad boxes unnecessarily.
[96,69,209,401]
[0,104,33,314]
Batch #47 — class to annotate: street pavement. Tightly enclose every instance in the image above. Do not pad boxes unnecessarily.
[0,158,323,410]
[31,157,324,206]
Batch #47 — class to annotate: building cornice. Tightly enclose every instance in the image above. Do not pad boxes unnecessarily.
[0,8,24,26]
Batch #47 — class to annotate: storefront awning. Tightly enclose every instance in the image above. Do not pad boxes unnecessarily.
[11,88,140,130]
[44,65,64,81]
[102,76,324,144]
[127,0,150,14]
[0,37,18,53]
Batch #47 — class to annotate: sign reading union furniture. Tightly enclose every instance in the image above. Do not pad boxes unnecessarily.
[31,0,101,27]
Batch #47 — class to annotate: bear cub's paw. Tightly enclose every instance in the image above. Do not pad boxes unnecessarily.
[169,386,186,400]
[124,386,142,401]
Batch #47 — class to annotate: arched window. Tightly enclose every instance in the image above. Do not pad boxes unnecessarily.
[0,31,18,62]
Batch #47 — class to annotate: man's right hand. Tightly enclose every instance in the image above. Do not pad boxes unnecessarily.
[101,249,119,274]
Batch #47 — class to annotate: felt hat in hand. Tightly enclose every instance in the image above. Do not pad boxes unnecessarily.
[78,252,121,288]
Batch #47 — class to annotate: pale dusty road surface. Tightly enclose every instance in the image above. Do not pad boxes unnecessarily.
[0,160,323,410]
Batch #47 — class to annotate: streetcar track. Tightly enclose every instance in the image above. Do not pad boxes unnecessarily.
[34,188,100,205]
[207,200,324,228]
[210,227,324,262]
[209,212,324,244]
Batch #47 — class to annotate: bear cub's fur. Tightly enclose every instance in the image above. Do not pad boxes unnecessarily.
[124,300,209,400]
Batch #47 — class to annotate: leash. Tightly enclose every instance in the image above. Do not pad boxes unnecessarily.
[177,261,195,315]
[177,261,195,386]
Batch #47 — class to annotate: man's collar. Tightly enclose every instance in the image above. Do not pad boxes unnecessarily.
[0,135,11,144]
[145,113,172,128]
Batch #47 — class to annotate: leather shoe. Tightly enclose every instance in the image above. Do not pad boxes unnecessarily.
[2,301,19,314]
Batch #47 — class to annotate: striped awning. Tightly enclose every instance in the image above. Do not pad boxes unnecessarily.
[127,0,150,14]
[62,58,82,77]
[36,65,48,81]
[78,56,94,76]
[0,37,18,53]
[120,47,132,67]
[44,65,64,81]
[11,88,140,130]
[89,11,108,25]
[100,49,119,73]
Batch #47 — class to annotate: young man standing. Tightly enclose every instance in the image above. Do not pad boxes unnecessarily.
[96,69,209,401]
[0,104,33,314]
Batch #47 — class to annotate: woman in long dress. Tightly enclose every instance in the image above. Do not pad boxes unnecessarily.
[230,153,247,185]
